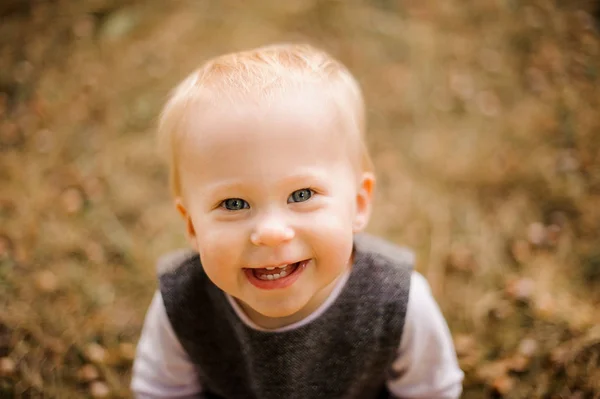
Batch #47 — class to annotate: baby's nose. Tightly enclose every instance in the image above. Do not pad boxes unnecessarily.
[250,219,294,247]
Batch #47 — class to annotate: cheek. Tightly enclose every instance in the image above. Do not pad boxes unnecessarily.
[193,219,247,269]
[195,234,242,292]
[300,207,354,257]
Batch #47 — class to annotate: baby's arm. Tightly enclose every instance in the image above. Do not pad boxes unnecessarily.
[131,291,203,399]
[386,272,464,399]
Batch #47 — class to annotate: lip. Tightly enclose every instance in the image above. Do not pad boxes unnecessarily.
[244,259,310,290]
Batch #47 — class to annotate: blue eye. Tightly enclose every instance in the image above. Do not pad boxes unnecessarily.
[288,189,313,203]
[222,198,249,211]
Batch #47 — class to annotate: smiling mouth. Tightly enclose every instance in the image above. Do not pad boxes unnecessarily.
[252,262,300,281]
[243,259,310,290]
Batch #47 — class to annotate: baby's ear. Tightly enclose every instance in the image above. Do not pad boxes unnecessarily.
[174,197,198,248]
[353,172,376,233]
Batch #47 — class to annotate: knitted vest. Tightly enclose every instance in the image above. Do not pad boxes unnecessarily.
[158,233,414,399]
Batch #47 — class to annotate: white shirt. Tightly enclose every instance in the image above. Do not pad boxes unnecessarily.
[131,272,463,398]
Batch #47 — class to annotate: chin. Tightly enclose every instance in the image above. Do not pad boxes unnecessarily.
[255,301,306,319]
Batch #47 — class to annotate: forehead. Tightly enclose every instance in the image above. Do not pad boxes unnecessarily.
[188,89,338,141]
[178,91,355,183]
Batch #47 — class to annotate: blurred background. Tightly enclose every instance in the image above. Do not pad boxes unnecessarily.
[1,0,599,397]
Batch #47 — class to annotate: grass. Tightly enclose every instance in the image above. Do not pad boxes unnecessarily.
[0,0,599,397]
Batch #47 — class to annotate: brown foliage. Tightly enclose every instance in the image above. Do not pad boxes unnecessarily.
[0,0,599,397]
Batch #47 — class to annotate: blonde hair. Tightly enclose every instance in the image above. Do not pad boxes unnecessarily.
[158,43,373,197]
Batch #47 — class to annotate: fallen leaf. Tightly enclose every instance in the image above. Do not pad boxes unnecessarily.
[61,186,86,214]
[507,354,530,372]
[505,278,535,301]
[85,343,107,364]
[447,244,475,272]
[90,381,110,398]
[527,222,546,246]
[454,334,476,357]
[0,357,16,376]
[518,338,538,357]
[533,293,556,319]
[119,342,136,362]
[34,270,59,293]
[492,375,515,394]
[77,364,99,382]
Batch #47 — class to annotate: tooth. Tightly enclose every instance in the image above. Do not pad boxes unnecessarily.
[266,267,275,270]
[267,274,274,280]
[278,265,286,269]
[279,271,287,277]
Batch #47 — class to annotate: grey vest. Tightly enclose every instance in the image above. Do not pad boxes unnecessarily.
[158,234,414,399]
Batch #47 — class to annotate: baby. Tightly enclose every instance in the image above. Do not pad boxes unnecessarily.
[131,44,463,398]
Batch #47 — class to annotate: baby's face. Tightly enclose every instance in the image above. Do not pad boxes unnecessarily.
[176,90,373,323]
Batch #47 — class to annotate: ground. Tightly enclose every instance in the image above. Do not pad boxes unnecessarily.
[0,0,599,398]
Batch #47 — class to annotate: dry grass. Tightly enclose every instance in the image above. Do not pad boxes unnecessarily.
[1,0,599,397]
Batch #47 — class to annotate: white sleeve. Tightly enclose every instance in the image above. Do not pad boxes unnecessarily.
[131,291,203,399]
[386,272,464,399]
